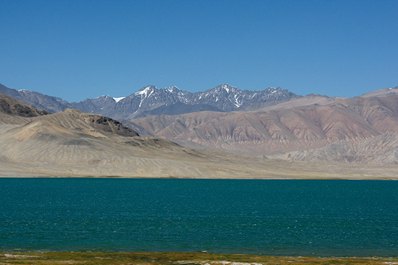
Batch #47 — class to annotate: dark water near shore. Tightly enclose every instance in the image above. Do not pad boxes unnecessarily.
[0,178,398,256]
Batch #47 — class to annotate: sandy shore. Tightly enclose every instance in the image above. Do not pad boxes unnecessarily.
[1,251,398,265]
[2,157,398,180]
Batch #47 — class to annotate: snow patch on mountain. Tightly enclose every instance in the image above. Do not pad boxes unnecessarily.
[222,84,231,93]
[234,94,242,108]
[113,97,125,103]
[136,86,155,98]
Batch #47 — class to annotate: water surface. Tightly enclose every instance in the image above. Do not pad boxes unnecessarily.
[0,178,397,256]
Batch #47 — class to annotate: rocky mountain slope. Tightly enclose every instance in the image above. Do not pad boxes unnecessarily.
[73,84,297,120]
[0,83,69,113]
[276,132,398,164]
[0,94,47,117]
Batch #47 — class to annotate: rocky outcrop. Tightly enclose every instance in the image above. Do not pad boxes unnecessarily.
[0,93,47,117]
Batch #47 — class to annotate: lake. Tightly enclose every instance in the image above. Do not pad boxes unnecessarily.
[0,178,397,256]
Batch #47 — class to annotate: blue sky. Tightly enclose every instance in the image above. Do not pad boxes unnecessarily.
[1,0,397,101]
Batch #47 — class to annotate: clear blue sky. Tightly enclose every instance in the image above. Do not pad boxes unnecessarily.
[1,0,397,101]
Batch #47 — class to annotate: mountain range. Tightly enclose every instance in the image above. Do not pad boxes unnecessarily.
[0,83,297,119]
[1,81,398,173]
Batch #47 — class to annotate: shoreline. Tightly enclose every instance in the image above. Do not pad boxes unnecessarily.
[1,251,398,265]
[1,174,398,180]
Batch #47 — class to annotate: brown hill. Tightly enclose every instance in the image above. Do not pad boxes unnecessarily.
[0,93,47,117]
[275,132,398,163]
[0,108,203,177]
[130,92,398,163]
[0,93,47,124]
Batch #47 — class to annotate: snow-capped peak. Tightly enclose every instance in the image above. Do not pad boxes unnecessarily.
[221,84,233,93]
[166,86,180,93]
[265,87,281,94]
[207,84,237,94]
[135,86,155,97]
[113,97,125,103]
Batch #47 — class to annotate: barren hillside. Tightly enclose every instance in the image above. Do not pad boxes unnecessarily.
[131,91,398,163]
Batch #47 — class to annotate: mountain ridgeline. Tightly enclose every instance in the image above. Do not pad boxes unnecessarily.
[0,83,297,119]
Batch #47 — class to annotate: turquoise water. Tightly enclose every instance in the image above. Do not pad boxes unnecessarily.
[0,178,398,256]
